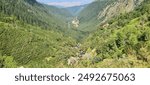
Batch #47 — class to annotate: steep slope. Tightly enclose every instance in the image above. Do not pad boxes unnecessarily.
[80,0,150,68]
[78,0,116,32]
[97,0,144,23]
[78,0,144,32]
[0,0,69,31]
[0,13,77,68]
[0,0,77,67]
[44,5,72,20]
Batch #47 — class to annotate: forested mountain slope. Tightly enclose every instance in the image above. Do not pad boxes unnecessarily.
[44,5,72,20]
[0,13,77,68]
[78,0,144,32]
[0,0,77,67]
[0,0,70,32]
[80,0,150,67]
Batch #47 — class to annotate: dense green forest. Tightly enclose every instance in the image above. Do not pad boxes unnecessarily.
[0,0,71,32]
[80,0,150,67]
[0,13,77,67]
[0,0,150,68]
[0,0,77,68]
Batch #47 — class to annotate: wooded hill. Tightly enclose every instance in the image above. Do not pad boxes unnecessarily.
[0,0,72,32]
[0,0,77,67]
[80,0,150,67]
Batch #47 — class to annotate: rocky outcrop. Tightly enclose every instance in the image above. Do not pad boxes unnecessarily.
[81,48,97,60]
[72,17,80,28]
[97,0,144,23]
[67,57,80,66]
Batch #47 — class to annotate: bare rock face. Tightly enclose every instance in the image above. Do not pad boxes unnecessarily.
[97,0,144,23]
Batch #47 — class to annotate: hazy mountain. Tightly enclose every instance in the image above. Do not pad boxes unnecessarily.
[66,4,88,16]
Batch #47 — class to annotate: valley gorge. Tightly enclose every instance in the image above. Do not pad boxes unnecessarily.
[0,0,150,68]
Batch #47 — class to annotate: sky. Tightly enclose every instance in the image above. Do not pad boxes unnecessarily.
[37,0,93,7]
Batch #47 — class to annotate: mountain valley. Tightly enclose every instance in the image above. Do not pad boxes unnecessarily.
[0,0,150,68]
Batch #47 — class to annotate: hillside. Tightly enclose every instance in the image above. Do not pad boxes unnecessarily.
[0,0,150,68]
[80,0,150,67]
[66,5,87,16]
[0,0,77,67]
[44,5,72,20]
[78,0,116,32]
[0,0,70,32]
[78,0,144,32]
[0,13,77,67]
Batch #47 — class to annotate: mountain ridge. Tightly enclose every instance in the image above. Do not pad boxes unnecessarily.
[78,0,144,32]
[0,0,71,32]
